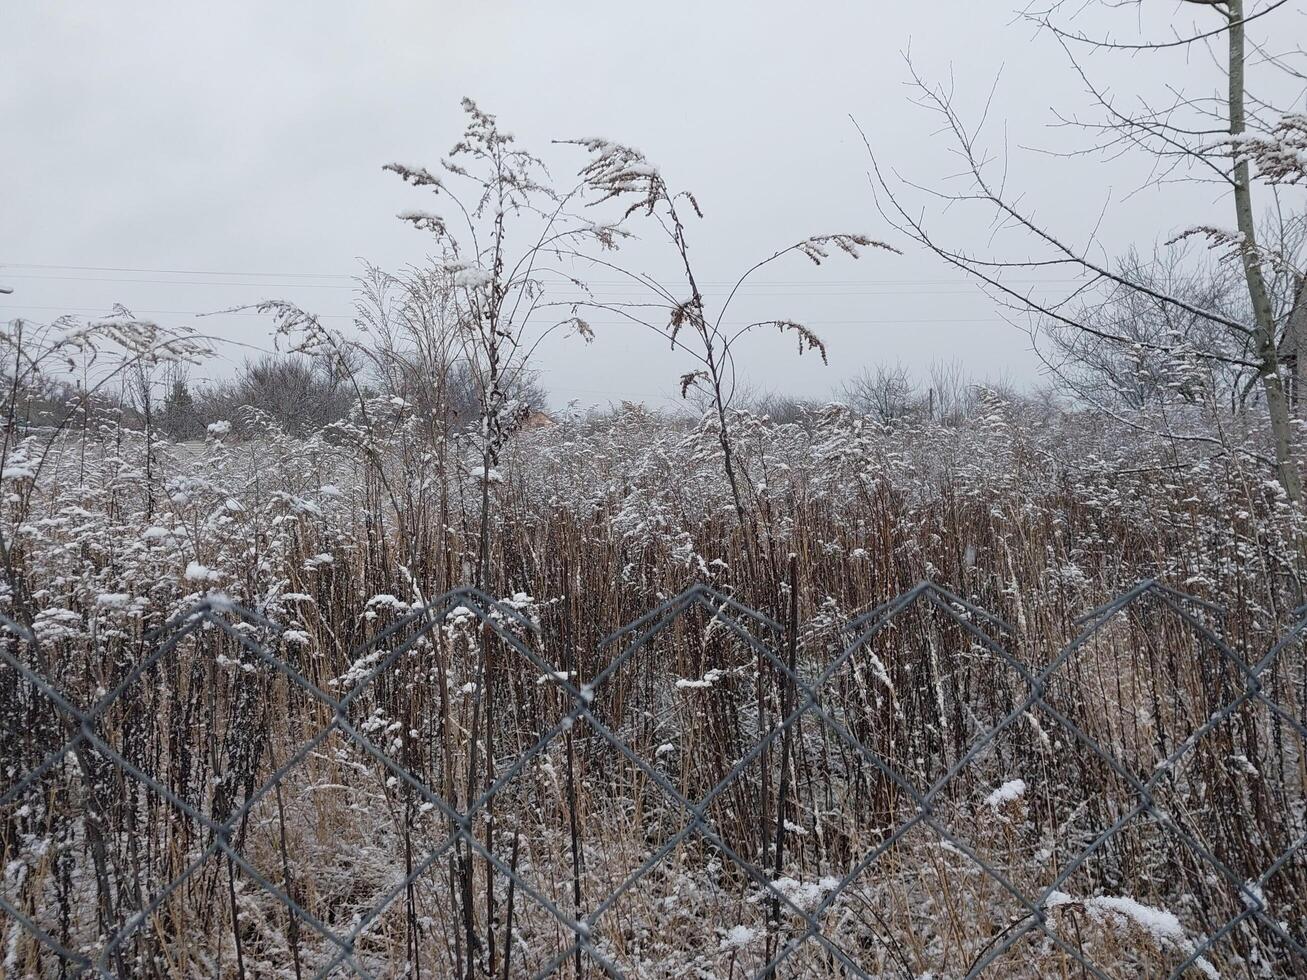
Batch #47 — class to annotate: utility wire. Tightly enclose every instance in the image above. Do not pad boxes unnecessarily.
[0,304,1014,325]
[0,261,1089,289]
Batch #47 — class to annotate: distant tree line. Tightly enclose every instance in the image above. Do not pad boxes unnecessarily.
[152,354,548,441]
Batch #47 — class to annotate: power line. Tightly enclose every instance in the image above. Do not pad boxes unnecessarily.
[0,304,1015,325]
[2,274,358,289]
[0,262,1088,289]
[0,273,1074,300]
[0,262,351,280]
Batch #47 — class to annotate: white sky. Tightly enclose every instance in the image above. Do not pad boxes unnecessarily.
[3,1,1300,408]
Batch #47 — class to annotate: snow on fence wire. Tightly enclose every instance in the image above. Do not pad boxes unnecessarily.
[1,580,1305,978]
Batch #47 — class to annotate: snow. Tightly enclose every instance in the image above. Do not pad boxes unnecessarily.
[33,607,83,642]
[985,778,1027,809]
[1045,891,1219,979]
[676,668,725,690]
[453,265,494,289]
[94,593,131,610]
[759,876,842,912]
[184,561,223,583]
[1089,895,1186,942]
[722,925,756,949]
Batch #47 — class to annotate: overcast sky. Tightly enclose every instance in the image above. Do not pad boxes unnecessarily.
[2,2,1290,408]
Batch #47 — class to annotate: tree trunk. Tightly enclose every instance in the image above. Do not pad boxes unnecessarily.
[1228,0,1303,502]
[1288,276,1307,417]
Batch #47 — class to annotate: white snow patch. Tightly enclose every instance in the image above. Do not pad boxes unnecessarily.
[676,668,725,690]
[453,266,493,289]
[722,925,756,948]
[758,876,842,912]
[985,778,1027,809]
[1045,891,1218,979]
[184,561,223,583]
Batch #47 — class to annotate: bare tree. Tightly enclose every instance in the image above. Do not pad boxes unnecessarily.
[748,390,824,426]
[1043,244,1253,411]
[926,358,971,424]
[843,361,919,424]
[190,354,354,437]
[354,261,465,442]
[868,0,1307,500]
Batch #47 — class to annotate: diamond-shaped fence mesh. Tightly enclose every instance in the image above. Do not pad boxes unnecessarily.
[1,581,1304,977]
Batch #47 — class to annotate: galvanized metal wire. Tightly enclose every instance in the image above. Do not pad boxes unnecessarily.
[2,581,1304,977]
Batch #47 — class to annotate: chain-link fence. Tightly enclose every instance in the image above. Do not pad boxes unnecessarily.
[2,579,1305,977]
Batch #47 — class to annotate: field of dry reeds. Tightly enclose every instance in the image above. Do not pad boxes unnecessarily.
[2,396,1306,978]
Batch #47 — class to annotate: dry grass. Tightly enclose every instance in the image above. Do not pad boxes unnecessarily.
[3,403,1307,977]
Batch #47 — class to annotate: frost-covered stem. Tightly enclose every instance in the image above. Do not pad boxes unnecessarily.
[0,323,30,623]
[502,833,521,980]
[482,607,500,976]
[668,197,754,577]
[70,743,127,976]
[135,364,156,520]
[707,345,754,573]
[0,320,20,471]
[474,145,510,593]
[225,853,247,978]
[561,552,584,978]
[461,624,494,975]
[270,756,303,980]
[400,712,422,980]
[477,410,495,591]
[1228,0,1302,502]
[764,555,799,971]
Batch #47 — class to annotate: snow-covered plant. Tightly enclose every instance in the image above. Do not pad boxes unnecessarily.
[0,309,214,622]
[565,135,895,580]
[383,99,627,588]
